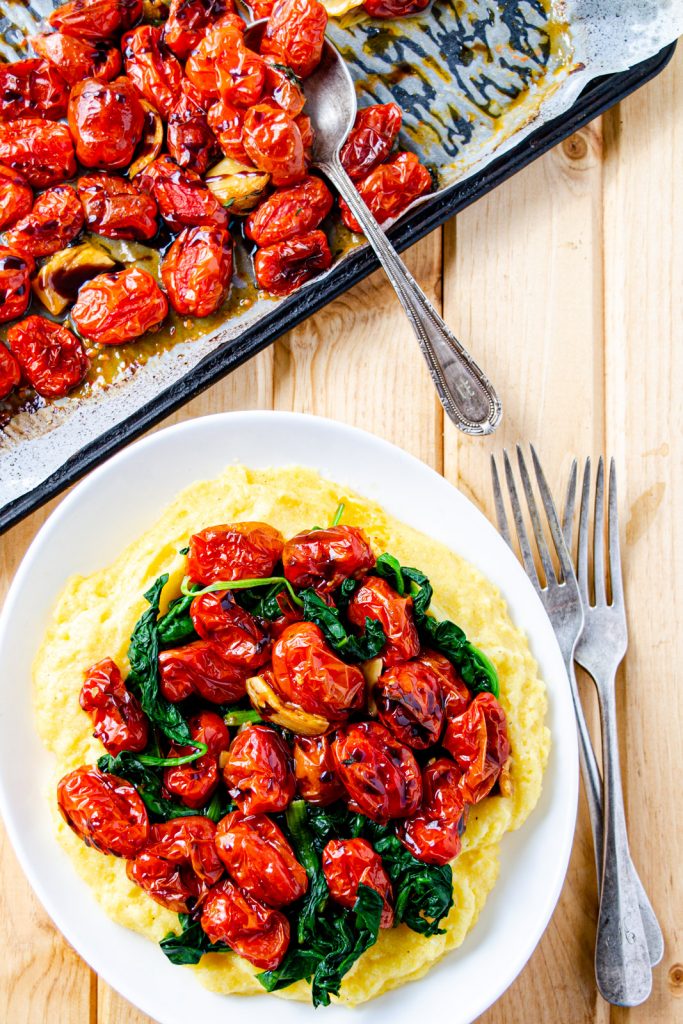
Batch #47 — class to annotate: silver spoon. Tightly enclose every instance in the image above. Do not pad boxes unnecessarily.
[245,23,502,435]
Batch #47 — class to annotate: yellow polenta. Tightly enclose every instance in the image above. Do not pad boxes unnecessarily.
[33,465,549,1006]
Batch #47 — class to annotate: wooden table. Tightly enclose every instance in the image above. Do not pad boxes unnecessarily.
[1,43,681,1024]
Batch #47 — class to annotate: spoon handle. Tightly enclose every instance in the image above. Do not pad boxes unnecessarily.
[321,158,502,435]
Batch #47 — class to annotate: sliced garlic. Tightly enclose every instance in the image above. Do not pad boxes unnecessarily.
[128,100,164,179]
[32,242,116,315]
[246,673,330,736]
[205,157,271,215]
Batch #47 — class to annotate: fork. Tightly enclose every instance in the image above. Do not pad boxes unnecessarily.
[491,447,652,1005]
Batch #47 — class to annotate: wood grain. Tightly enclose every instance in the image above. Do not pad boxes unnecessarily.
[1,43,682,1024]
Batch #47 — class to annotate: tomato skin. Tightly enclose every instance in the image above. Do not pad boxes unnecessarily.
[167,81,220,175]
[293,734,344,805]
[8,316,88,397]
[282,524,374,593]
[68,77,145,169]
[362,0,429,16]
[32,32,122,87]
[254,230,332,295]
[201,879,290,970]
[443,692,510,804]
[0,248,31,326]
[332,720,422,821]
[0,343,21,399]
[77,173,158,241]
[339,151,432,234]
[0,59,69,123]
[246,176,332,247]
[242,104,306,186]
[0,164,32,231]
[164,711,231,810]
[186,19,262,107]
[397,757,465,865]
[374,659,444,750]
[127,816,223,913]
[190,592,271,669]
[163,0,236,59]
[272,621,366,722]
[79,657,149,755]
[260,0,327,79]
[122,26,183,120]
[222,724,295,814]
[159,640,248,704]
[262,59,306,118]
[322,837,394,927]
[0,119,76,188]
[5,185,84,261]
[340,103,402,182]
[215,811,308,906]
[188,521,284,585]
[206,99,250,163]
[137,155,228,231]
[161,225,233,318]
[49,0,143,42]
[347,576,419,667]
[57,765,149,858]
[71,266,167,345]
[418,650,470,719]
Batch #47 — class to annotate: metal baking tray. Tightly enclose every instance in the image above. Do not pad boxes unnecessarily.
[0,35,675,534]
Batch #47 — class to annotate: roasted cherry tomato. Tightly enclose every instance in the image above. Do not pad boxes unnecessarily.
[331,720,422,821]
[282,524,374,592]
[248,0,278,16]
[397,761,465,866]
[268,589,305,640]
[293,733,344,805]
[222,723,295,814]
[295,113,313,162]
[347,576,419,666]
[190,592,270,669]
[215,811,308,906]
[163,0,236,59]
[164,710,231,809]
[374,659,444,749]
[32,32,122,87]
[246,176,332,247]
[161,225,233,317]
[271,621,366,722]
[49,0,142,42]
[262,58,306,118]
[7,316,88,397]
[71,266,167,345]
[322,837,394,927]
[5,185,84,261]
[0,58,69,123]
[339,151,432,234]
[260,0,327,79]
[242,104,306,186]
[207,99,250,163]
[159,640,248,704]
[201,879,290,970]
[77,173,158,241]
[127,816,223,913]
[0,164,32,230]
[0,119,76,188]
[443,692,510,804]
[57,765,149,857]
[68,77,145,169]
[122,25,183,120]
[137,155,228,231]
[254,230,331,294]
[340,102,402,181]
[0,343,21,399]
[167,81,220,175]
[0,248,31,325]
[188,520,284,585]
[187,19,263,107]
[79,656,149,755]
[418,650,470,719]
[363,0,429,15]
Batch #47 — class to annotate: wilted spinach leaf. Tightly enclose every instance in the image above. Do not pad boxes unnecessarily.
[157,585,199,645]
[300,589,385,662]
[373,833,453,936]
[160,913,230,965]
[98,753,195,821]
[373,553,433,620]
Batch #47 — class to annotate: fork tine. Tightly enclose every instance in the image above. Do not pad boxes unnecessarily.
[577,457,592,604]
[529,444,576,584]
[562,459,578,554]
[593,456,607,605]
[502,450,540,587]
[607,457,624,608]
[490,455,513,549]
[516,445,557,584]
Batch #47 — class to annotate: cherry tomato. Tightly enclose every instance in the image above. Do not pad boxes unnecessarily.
[163,0,237,59]
[397,757,466,865]
[32,32,122,87]
[127,816,223,912]
[215,811,307,906]
[207,99,250,163]
[248,0,278,16]
[5,185,84,261]
[222,723,295,814]
[340,103,402,182]
[272,621,366,722]
[339,151,432,234]
[260,0,327,79]
[293,733,344,805]
[186,19,263,108]
[79,657,149,755]
[254,230,331,295]
[68,77,145,169]
[363,0,429,15]
[246,176,332,247]
[7,316,88,397]
[0,164,32,230]
[282,524,374,592]
[418,650,470,719]
[347,576,419,667]
[295,113,314,162]
[0,249,31,325]
[0,58,69,123]
[0,119,76,188]
[188,521,284,585]
[71,266,167,345]
[261,59,306,118]
[443,692,510,804]
[322,837,394,927]
[164,710,230,809]
[136,155,228,231]
[57,765,149,857]
[242,104,306,186]
[159,640,248,704]
[332,720,422,821]
[0,343,21,399]
[201,879,290,969]
[77,173,158,241]
[374,659,444,749]
[161,225,233,318]
[167,81,220,175]
[49,0,143,42]
[268,589,305,640]
[190,592,271,669]
[122,25,183,121]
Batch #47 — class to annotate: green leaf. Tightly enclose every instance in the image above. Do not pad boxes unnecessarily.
[157,586,199,645]
[373,554,433,619]
[222,707,263,727]
[373,834,453,936]
[160,914,230,966]
[421,617,499,697]
[300,589,386,662]
[98,753,196,821]
[330,502,345,527]
[233,581,290,621]
[373,553,405,595]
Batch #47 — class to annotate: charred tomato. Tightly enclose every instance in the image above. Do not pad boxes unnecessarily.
[161,225,233,318]
[340,102,402,181]
[293,733,344,806]
[259,0,327,79]
[397,757,466,865]
[443,692,510,804]
[187,520,284,584]
[339,151,432,234]
[282,523,374,592]
[57,765,149,857]
[253,230,331,295]
[373,659,444,749]
[137,155,228,231]
[0,343,21,399]
[0,164,32,230]
[164,710,231,810]
[77,173,158,241]
[159,640,248,704]
[0,119,76,188]
[271,621,366,722]
[68,77,145,169]
[190,592,270,669]
[71,266,168,345]
[332,720,422,821]
[0,248,31,325]
[79,656,149,755]
[127,816,223,913]
[8,316,89,397]
[163,0,236,59]
[201,879,290,969]
[222,723,295,814]
[5,185,84,261]
[49,0,143,42]
[186,19,263,107]
[167,81,220,175]
[347,576,419,666]
[215,811,308,906]
[246,176,332,247]
[32,32,123,87]
[0,58,69,123]
[242,104,306,186]
[418,649,471,719]
[122,25,183,120]
[322,837,394,927]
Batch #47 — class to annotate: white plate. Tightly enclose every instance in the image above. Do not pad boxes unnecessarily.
[0,412,578,1024]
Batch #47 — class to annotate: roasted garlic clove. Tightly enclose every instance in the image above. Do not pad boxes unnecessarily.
[32,242,116,315]
[205,157,271,215]
[246,672,330,736]
[128,100,164,179]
